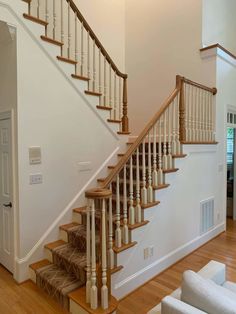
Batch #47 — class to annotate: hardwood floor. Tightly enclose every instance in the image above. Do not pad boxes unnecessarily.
[0,219,235,313]
[117,219,236,314]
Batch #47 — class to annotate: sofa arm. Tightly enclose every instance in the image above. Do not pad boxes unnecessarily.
[162,296,207,314]
[197,260,226,285]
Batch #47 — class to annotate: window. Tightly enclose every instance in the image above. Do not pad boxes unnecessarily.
[227,128,234,165]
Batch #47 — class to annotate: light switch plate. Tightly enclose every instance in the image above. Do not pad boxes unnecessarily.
[30,174,43,185]
[78,161,92,172]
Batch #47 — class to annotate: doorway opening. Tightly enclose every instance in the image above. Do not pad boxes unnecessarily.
[0,21,17,274]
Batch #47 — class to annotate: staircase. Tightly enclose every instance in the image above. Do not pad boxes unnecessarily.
[19,1,218,313]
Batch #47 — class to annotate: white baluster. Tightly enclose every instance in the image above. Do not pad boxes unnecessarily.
[147,132,153,203]
[86,202,91,303]
[109,64,112,111]
[99,49,102,105]
[167,105,173,168]
[45,0,49,34]
[90,200,97,310]
[189,85,193,141]
[114,73,117,120]
[135,148,142,223]
[212,93,216,141]
[115,175,122,248]
[158,117,164,184]
[67,2,71,59]
[162,110,168,170]
[87,32,91,90]
[61,0,64,55]
[108,185,114,269]
[93,39,96,92]
[141,140,147,204]
[53,0,56,40]
[104,58,107,107]
[172,97,177,155]
[176,93,181,154]
[75,12,79,70]
[81,22,84,76]
[37,0,40,19]
[152,124,158,186]
[119,77,122,121]
[129,157,135,225]
[123,165,129,244]
[101,199,108,310]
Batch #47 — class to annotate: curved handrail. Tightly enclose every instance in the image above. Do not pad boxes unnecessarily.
[66,0,127,79]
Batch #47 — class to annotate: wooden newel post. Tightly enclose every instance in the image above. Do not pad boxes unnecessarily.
[121,76,129,133]
[176,75,186,142]
[85,188,112,310]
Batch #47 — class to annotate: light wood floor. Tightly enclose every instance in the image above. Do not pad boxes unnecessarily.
[0,219,235,314]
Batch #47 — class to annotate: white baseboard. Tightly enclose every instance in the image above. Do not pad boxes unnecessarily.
[112,222,225,299]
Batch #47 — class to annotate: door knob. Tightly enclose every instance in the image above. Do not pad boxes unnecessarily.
[3,202,12,208]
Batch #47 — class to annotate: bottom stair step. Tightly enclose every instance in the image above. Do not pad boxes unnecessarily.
[35,263,83,310]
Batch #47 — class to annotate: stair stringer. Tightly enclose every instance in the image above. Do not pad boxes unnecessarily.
[0,0,130,283]
[111,144,225,299]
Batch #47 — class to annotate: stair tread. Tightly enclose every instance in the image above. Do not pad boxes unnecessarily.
[128,220,149,230]
[153,183,170,190]
[29,259,51,271]
[69,286,118,314]
[163,168,179,173]
[113,241,137,254]
[97,106,112,111]
[71,74,90,81]
[60,222,79,231]
[23,13,48,26]
[107,119,121,123]
[73,207,87,214]
[85,90,102,96]
[110,265,123,274]
[57,56,77,65]
[41,36,63,46]
[35,263,83,310]
[45,240,66,251]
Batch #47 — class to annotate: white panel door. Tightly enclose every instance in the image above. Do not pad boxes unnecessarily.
[0,116,13,273]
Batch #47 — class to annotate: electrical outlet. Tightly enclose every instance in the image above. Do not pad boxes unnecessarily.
[144,248,149,259]
[149,246,154,257]
[30,173,43,185]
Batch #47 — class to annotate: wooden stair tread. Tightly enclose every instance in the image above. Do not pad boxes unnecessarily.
[118,153,125,157]
[110,265,123,274]
[59,222,79,231]
[163,168,179,173]
[71,74,90,81]
[96,106,112,111]
[85,90,102,96]
[153,183,170,190]
[117,131,131,135]
[69,287,118,314]
[29,259,51,271]
[128,220,149,230]
[181,141,218,145]
[57,56,77,65]
[113,241,137,254]
[107,119,121,124]
[73,206,87,214]
[172,154,187,158]
[141,201,160,209]
[23,13,48,26]
[41,36,63,46]
[44,240,66,251]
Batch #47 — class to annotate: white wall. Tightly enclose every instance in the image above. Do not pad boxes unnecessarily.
[202,0,236,55]
[125,0,215,134]
[112,145,225,298]
[74,0,125,72]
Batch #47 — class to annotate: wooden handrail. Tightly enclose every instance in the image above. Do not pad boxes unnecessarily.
[100,75,217,188]
[181,76,217,95]
[66,0,127,79]
[101,87,180,188]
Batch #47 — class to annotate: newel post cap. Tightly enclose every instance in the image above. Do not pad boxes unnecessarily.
[85,188,112,199]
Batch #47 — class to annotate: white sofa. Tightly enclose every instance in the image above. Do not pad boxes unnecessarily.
[148,260,236,314]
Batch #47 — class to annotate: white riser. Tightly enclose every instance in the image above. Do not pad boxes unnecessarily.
[73,212,82,224]
[29,267,36,283]
[60,229,68,242]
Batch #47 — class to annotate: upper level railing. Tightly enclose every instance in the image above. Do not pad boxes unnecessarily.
[24,0,129,133]
[85,75,217,310]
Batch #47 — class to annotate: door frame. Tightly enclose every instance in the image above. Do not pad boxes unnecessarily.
[227,107,236,220]
[0,109,17,275]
